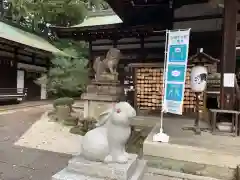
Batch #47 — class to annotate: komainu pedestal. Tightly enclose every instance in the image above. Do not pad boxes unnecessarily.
[82,80,124,119]
[52,154,146,180]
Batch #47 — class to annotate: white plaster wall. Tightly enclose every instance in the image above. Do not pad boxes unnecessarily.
[40,74,47,100]
[17,63,48,100]
[17,70,24,101]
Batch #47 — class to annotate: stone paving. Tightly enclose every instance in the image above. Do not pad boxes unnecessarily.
[0,105,206,180]
[0,100,52,111]
[0,107,71,180]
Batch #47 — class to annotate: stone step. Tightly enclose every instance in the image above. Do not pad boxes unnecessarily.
[146,168,222,180]
[145,157,234,180]
[143,124,237,180]
[131,159,147,180]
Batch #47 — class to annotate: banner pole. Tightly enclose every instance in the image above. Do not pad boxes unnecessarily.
[154,28,191,143]
[160,29,169,134]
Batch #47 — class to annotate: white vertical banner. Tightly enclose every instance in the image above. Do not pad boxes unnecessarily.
[163,29,191,115]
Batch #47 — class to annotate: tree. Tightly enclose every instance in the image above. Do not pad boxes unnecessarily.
[5,0,110,30]
[3,0,110,97]
[5,0,87,31]
[91,0,110,10]
[36,45,89,97]
[52,39,89,58]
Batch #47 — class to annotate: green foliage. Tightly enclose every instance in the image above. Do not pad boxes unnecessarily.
[50,97,79,126]
[34,39,89,98]
[4,0,105,98]
[52,39,89,58]
[7,0,28,22]
[126,127,150,156]
[91,0,110,10]
[48,54,89,96]
[6,0,110,30]
[53,97,74,108]
[7,0,87,27]
[70,117,97,135]
[63,116,78,126]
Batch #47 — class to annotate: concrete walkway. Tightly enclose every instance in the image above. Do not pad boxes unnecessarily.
[0,107,71,180]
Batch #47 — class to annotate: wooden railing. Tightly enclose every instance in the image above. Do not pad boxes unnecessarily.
[0,88,27,100]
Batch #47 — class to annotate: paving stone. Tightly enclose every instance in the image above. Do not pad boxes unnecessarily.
[0,161,34,180]
[22,169,59,180]
[0,147,42,166]
[29,151,70,171]
[0,107,72,180]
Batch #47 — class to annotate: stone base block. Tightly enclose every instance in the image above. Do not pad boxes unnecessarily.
[68,154,138,180]
[81,93,120,102]
[82,93,120,119]
[52,155,146,180]
[86,83,123,96]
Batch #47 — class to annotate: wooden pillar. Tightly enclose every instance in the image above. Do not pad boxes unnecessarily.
[169,0,174,29]
[32,53,36,64]
[140,34,145,62]
[14,48,18,89]
[220,0,238,109]
[88,39,92,64]
[113,37,118,48]
[0,0,4,18]
[88,39,94,79]
[46,57,51,71]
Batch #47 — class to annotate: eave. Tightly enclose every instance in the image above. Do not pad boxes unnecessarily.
[104,0,210,26]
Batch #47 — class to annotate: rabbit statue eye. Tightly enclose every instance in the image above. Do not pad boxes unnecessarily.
[116,108,121,113]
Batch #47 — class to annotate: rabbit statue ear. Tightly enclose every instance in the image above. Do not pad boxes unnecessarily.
[95,108,112,127]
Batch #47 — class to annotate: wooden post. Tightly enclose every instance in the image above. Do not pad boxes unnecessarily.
[88,39,94,80]
[113,38,117,48]
[32,53,36,65]
[194,92,201,135]
[88,39,92,65]
[45,56,50,71]
[0,0,4,18]
[140,34,144,62]
[220,0,238,110]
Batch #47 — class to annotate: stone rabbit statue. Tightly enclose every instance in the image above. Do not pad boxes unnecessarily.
[80,101,136,164]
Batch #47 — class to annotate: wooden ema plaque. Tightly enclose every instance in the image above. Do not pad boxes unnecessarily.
[135,67,204,114]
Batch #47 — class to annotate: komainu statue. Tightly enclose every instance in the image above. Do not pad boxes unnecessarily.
[80,101,136,164]
[93,48,121,81]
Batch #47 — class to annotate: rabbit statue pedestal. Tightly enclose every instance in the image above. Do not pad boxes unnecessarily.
[52,154,146,180]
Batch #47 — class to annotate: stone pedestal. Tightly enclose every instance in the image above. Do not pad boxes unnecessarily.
[81,80,124,119]
[52,154,146,180]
